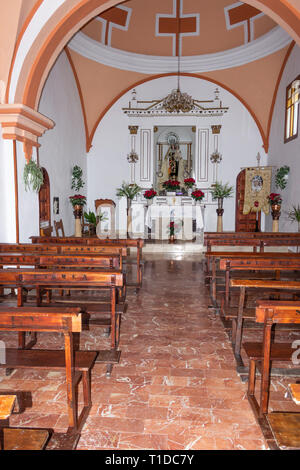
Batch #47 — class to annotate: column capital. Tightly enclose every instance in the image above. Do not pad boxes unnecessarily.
[128,125,139,135]
[211,125,222,135]
[0,104,55,162]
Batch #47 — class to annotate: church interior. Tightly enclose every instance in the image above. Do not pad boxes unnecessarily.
[0,0,299,451]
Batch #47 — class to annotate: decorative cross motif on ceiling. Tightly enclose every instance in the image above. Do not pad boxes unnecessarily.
[98,5,132,46]
[224,2,264,44]
[156,0,200,56]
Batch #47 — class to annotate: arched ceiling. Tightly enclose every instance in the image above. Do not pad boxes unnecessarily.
[1,0,299,157]
[80,0,278,57]
[63,0,296,153]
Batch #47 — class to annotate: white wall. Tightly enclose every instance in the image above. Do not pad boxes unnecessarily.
[87,76,267,232]
[267,45,300,232]
[38,50,87,237]
[0,138,16,242]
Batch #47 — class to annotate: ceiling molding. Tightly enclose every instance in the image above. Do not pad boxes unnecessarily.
[69,26,292,73]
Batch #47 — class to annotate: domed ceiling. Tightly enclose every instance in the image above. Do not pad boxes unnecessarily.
[81,0,277,57]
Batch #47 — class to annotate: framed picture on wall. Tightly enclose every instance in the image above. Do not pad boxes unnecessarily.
[53,197,59,215]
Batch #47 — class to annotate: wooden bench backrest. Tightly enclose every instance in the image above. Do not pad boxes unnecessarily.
[0,244,58,253]
[255,301,300,324]
[0,253,121,269]
[30,236,144,248]
[206,251,300,259]
[0,268,124,287]
[0,306,82,332]
[230,279,300,289]
[59,245,127,256]
[0,244,127,257]
[219,258,300,270]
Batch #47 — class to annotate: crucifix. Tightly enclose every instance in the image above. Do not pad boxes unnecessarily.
[256,152,261,167]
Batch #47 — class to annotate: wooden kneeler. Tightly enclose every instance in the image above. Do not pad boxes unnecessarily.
[243,301,300,449]
[0,307,97,432]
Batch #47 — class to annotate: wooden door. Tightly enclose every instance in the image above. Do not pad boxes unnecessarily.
[235,169,261,232]
[39,168,51,235]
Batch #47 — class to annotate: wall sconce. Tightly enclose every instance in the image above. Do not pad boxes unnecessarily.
[127,150,139,164]
[210,150,222,164]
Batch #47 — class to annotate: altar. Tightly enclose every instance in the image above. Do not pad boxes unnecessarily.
[145,196,204,240]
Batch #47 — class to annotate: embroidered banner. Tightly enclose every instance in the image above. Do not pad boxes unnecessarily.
[243,167,272,215]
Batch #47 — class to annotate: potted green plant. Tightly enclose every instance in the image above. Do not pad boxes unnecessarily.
[84,209,107,235]
[288,205,300,232]
[275,166,290,190]
[71,165,85,192]
[116,182,141,237]
[23,160,44,192]
[210,181,234,232]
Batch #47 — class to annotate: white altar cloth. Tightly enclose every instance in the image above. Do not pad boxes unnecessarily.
[145,203,204,240]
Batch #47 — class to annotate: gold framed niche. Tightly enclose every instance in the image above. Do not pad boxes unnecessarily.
[154,125,195,193]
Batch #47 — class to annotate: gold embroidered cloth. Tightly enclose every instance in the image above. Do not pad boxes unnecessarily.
[243,168,272,215]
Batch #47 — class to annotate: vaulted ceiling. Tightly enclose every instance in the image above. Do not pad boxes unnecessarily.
[59,0,296,152]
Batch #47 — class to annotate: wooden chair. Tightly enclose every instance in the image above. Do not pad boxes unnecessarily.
[0,306,97,431]
[40,225,53,237]
[54,219,65,237]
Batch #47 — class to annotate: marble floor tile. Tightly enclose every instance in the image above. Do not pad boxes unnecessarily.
[1,254,297,450]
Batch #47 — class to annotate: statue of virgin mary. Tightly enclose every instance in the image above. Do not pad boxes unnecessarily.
[158,145,185,192]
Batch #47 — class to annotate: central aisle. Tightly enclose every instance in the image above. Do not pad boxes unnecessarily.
[77,254,266,450]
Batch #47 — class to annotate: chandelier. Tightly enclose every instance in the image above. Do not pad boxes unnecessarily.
[162,36,193,113]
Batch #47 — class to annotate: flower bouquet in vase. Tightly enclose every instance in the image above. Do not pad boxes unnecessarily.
[144,188,157,205]
[191,189,205,203]
[163,180,180,195]
[184,178,195,196]
[169,221,175,243]
[69,194,86,237]
[267,193,282,232]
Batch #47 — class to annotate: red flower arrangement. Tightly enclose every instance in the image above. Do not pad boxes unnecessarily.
[267,193,282,206]
[169,221,175,236]
[163,180,181,191]
[144,189,157,199]
[69,194,86,207]
[184,178,195,188]
[191,189,205,201]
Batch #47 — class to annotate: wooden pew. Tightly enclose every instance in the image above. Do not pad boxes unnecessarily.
[0,306,97,432]
[225,279,300,375]
[0,269,123,375]
[219,254,300,306]
[30,236,143,288]
[204,231,300,252]
[206,251,300,305]
[243,300,300,450]
[289,384,300,405]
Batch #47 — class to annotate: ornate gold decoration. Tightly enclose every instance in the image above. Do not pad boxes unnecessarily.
[192,126,196,133]
[211,125,222,134]
[128,125,139,135]
[243,167,272,215]
[153,126,158,133]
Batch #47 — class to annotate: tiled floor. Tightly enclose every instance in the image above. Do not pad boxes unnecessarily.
[0,254,298,450]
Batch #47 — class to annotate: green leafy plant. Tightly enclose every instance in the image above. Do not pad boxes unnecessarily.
[275,166,290,190]
[84,210,97,226]
[210,181,234,200]
[71,165,85,192]
[84,210,107,226]
[116,182,141,200]
[23,160,44,192]
[288,205,300,223]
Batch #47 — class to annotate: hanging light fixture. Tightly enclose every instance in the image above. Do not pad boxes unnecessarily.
[162,22,194,113]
